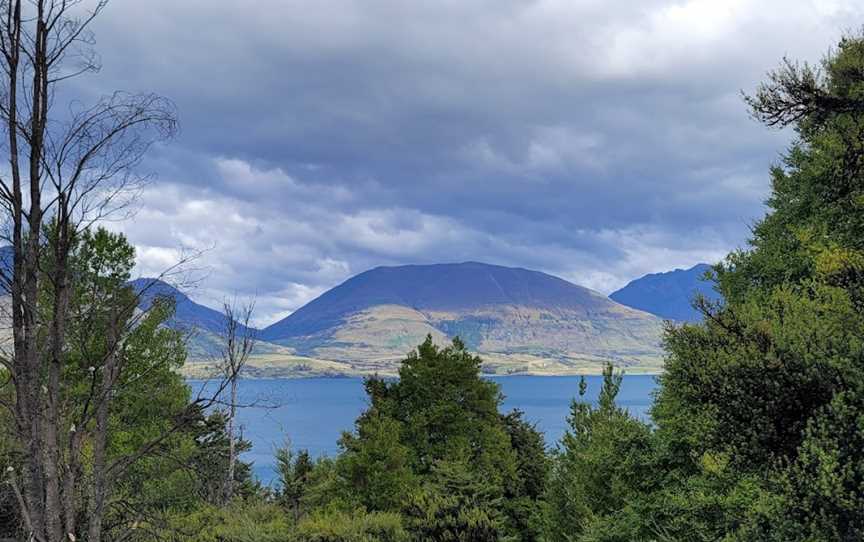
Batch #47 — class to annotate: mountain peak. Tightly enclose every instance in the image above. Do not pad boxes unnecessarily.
[256,261,663,369]
[131,277,252,338]
[610,263,720,322]
[262,261,626,341]
[130,277,189,303]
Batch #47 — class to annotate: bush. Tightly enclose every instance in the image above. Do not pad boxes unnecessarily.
[158,501,291,542]
[292,508,408,542]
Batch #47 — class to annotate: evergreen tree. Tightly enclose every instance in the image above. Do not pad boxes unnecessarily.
[323,336,545,541]
[620,33,864,541]
[337,413,416,512]
[544,366,653,541]
[276,445,316,521]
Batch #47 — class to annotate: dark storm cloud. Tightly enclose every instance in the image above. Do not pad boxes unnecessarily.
[70,0,863,323]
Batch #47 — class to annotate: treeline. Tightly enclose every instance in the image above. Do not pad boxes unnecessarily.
[2,0,864,538]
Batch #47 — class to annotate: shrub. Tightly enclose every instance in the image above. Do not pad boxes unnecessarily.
[292,508,408,542]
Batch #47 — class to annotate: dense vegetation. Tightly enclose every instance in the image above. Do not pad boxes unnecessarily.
[4,7,864,540]
[0,229,257,540]
[539,35,864,540]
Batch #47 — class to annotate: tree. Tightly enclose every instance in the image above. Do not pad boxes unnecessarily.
[627,32,864,541]
[0,1,179,540]
[544,366,653,541]
[402,459,507,542]
[371,336,513,478]
[292,508,408,542]
[1,226,251,541]
[326,336,545,541]
[275,444,315,521]
[659,30,864,468]
[500,410,548,542]
[336,412,416,512]
[219,299,256,504]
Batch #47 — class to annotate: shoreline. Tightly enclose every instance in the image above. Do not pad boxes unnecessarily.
[182,368,665,380]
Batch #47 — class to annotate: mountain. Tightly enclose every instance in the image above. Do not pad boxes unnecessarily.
[609,263,721,322]
[0,260,669,376]
[259,262,665,374]
[131,278,245,335]
[130,278,282,358]
[262,262,623,339]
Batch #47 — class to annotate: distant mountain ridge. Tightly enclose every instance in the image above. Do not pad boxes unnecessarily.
[254,262,665,375]
[130,278,250,336]
[610,263,721,322]
[128,278,286,359]
[261,262,613,341]
[0,253,707,376]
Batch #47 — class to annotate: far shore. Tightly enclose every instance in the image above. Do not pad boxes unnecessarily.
[181,358,664,380]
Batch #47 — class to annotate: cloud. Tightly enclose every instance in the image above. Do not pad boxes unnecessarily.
[75,0,864,323]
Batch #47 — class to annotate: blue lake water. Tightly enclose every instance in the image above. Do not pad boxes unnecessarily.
[201,375,659,485]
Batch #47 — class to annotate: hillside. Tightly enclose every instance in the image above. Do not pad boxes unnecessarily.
[0,261,669,376]
[609,263,721,322]
[130,278,289,359]
[257,262,665,375]
[131,278,244,335]
[261,262,618,338]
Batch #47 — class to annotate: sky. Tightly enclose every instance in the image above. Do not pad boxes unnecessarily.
[68,0,864,326]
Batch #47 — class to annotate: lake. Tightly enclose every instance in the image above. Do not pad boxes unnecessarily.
[209,375,659,485]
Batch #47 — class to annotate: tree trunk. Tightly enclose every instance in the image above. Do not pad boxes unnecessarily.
[88,326,119,542]
[88,393,109,542]
[62,430,83,540]
[225,375,238,503]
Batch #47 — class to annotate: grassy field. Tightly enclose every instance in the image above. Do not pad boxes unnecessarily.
[182,303,667,378]
[183,348,664,379]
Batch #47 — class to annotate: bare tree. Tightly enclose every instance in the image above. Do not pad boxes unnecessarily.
[0,2,240,541]
[219,299,256,504]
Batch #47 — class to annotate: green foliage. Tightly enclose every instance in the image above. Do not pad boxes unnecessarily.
[160,500,291,542]
[68,231,255,529]
[737,391,864,541]
[157,338,549,542]
[277,445,314,510]
[403,483,504,542]
[552,32,864,542]
[655,281,864,469]
[718,36,864,305]
[0,402,20,538]
[295,456,352,512]
[306,336,547,541]
[402,456,512,541]
[19,227,257,538]
[179,409,257,506]
[575,468,769,542]
[501,410,549,542]
[337,412,416,511]
[544,364,654,541]
[292,508,408,542]
[378,336,509,475]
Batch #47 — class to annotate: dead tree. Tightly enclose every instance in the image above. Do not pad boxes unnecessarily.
[219,299,256,504]
[0,2,241,541]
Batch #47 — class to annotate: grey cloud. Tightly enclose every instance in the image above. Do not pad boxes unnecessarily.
[78,0,864,322]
